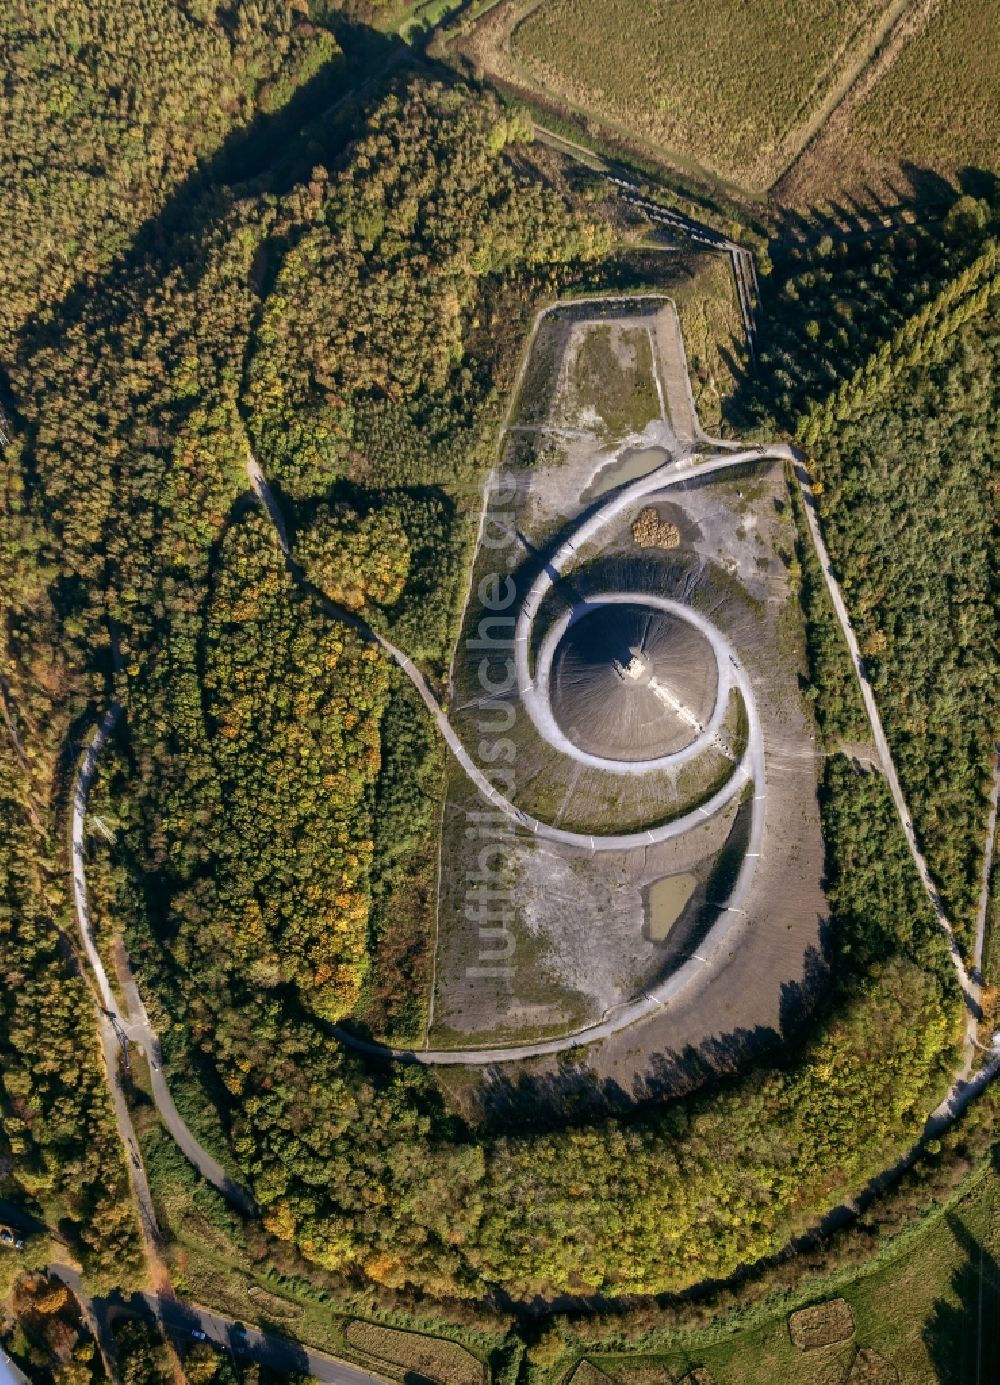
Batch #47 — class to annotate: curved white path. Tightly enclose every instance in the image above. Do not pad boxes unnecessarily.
[252,446,782,855]
[108,434,984,1074]
[513,447,792,774]
[527,595,734,773]
[247,444,786,1062]
[90,324,985,1074]
[68,404,996,1243]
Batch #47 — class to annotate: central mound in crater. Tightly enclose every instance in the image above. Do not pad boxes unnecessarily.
[550,603,718,761]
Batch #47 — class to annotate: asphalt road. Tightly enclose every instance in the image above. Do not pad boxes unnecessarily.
[0,1348,28,1385]
[251,444,784,857]
[49,1266,388,1385]
[119,968,257,1215]
[152,1296,387,1385]
[70,715,169,1277]
[369,610,763,1062]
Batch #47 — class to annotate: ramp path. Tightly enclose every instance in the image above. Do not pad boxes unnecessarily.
[248,433,985,1063]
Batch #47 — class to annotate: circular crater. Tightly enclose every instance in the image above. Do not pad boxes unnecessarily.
[550,602,718,762]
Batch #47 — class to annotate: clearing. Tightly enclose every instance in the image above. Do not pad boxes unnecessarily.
[426,297,827,1074]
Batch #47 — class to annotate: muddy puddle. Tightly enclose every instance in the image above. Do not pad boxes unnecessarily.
[645,872,698,941]
[582,446,668,503]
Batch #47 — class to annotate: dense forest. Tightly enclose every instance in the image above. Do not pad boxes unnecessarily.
[122,742,962,1299]
[750,209,999,948]
[811,302,999,944]
[0,0,995,1325]
[245,87,609,499]
[0,72,609,1296]
[0,0,337,360]
[0,0,346,1299]
[746,196,996,429]
[9,77,969,1298]
[129,508,390,1025]
[3,1270,107,1382]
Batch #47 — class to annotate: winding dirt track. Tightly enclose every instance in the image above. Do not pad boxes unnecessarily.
[71,710,256,1212]
[99,357,988,1074]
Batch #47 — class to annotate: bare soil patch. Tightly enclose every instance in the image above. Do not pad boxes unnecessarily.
[568,1363,614,1385]
[788,1298,857,1352]
[846,1347,900,1382]
[344,1321,485,1385]
[427,303,827,1077]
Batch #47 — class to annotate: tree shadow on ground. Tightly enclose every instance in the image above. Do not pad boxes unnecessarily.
[472,942,829,1133]
[923,1211,1000,1385]
[721,166,999,437]
[8,16,405,399]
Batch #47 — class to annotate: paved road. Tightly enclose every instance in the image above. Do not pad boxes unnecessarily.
[0,1348,29,1385]
[118,965,257,1216]
[76,302,995,1201]
[71,705,124,1015]
[523,591,735,773]
[513,445,795,769]
[340,626,762,1063]
[51,1265,386,1385]
[153,1296,387,1385]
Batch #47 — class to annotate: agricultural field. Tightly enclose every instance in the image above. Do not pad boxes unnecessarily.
[452,0,906,193]
[345,1321,486,1385]
[779,0,1000,205]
